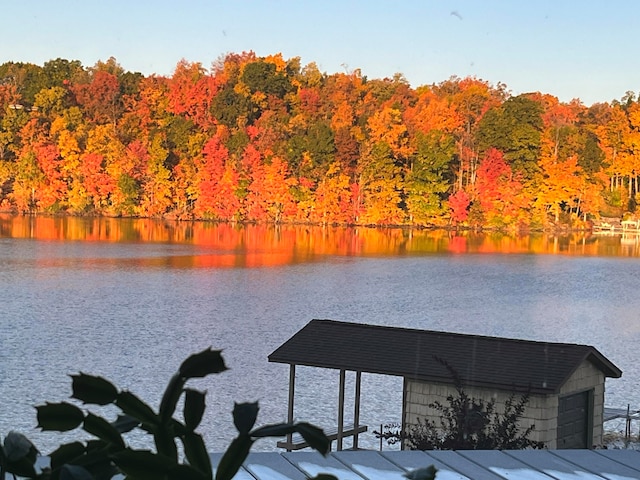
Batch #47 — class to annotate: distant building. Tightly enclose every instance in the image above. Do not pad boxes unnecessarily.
[269,320,622,449]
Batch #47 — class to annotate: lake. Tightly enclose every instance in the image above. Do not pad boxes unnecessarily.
[1,215,639,453]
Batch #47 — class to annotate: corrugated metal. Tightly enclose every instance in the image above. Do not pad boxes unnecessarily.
[210,449,640,480]
[268,320,621,394]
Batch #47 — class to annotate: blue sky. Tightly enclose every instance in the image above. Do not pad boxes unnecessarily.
[2,1,638,106]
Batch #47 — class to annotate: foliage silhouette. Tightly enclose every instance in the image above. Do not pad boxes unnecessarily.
[0,348,338,480]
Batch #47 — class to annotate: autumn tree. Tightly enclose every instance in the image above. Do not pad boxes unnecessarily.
[71,70,123,128]
[193,135,240,220]
[432,77,504,191]
[11,148,45,212]
[474,148,526,227]
[167,60,218,129]
[244,154,297,223]
[0,53,629,226]
[312,162,354,224]
[448,190,470,225]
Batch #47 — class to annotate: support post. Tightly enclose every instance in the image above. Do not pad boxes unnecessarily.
[286,364,296,451]
[401,377,407,451]
[353,371,362,450]
[338,369,345,451]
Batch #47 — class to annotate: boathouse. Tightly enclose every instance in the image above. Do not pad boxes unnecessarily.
[268,320,622,450]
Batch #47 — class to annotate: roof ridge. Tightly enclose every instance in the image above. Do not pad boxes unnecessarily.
[310,318,594,349]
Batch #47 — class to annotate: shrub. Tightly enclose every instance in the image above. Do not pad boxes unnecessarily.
[376,357,544,451]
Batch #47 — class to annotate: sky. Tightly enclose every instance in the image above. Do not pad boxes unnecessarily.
[1,0,638,106]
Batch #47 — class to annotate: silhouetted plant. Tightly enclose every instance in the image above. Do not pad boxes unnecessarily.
[375,356,544,451]
[0,348,335,480]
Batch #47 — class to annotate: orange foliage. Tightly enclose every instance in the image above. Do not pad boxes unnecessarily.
[0,53,636,227]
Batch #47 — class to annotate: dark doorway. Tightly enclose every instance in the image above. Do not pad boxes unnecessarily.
[557,390,593,448]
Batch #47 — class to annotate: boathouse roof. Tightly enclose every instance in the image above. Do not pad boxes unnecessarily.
[268,319,621,394]
[211,449,640,479]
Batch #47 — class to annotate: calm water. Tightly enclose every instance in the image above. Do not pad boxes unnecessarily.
[1,216,639,453]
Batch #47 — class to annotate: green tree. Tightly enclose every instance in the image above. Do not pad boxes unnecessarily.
[286,120,335,179]
[210,85,258,128]
[241,60,292,98]
[404,131,454,225]
[358,141,405,224]
[0,61,46,106]
[477,95,543,182]
[41,58,86,88]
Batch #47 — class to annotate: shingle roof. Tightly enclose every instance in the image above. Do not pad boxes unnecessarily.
[268,320,622,394]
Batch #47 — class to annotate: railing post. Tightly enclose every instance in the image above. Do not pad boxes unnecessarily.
[354,370,362,450]
[338,369,345,451]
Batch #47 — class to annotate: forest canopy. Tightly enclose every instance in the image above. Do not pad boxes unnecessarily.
[0,53,638,229]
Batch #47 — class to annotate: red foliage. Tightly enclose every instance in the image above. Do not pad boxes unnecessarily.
[448,190,470,223]
[71,71,121,124]
[475,148,524,220]
[298,87,322,115]
[34,143,65,208]
[167,60,220,129]
[194,135,239,220]
[81,152,115,207]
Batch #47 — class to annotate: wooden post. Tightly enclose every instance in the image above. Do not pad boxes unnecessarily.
[338,369,345,451]
[626,404,631,441]
[286,364,296,451]
[353,370,362,450]
[401,377,407,451]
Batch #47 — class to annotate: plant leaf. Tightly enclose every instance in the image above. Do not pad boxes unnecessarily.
[70,373,118,405]
[60,463,94,480]
[116,390,159,429]
[83,413,125,448]
[154,428,178,462]
[49,442,86,471]
[111,448,178,480]
[3,431,38,462]
[182,432,212,477]
[232,402,258,435]
[1,457,37,478]
[36,402,85,431]
[215,435,252,480]
[250,422,297,438]
[168,463,210,480]
[294,423,331,455]
[249,421,331,455]
[179,348,227,379]
[159,373,185,424]
[184,389,206,431]
[61,442,115,477]
[111,414,140,434]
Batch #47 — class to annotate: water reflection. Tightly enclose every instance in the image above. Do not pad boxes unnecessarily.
[0,214,638,260]
[2,214,640,454]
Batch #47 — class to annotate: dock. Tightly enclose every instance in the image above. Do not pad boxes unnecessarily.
[593,218,640,234]
[604,405,640,440]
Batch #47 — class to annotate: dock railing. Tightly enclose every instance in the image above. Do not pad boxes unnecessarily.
[604,404,640,441]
